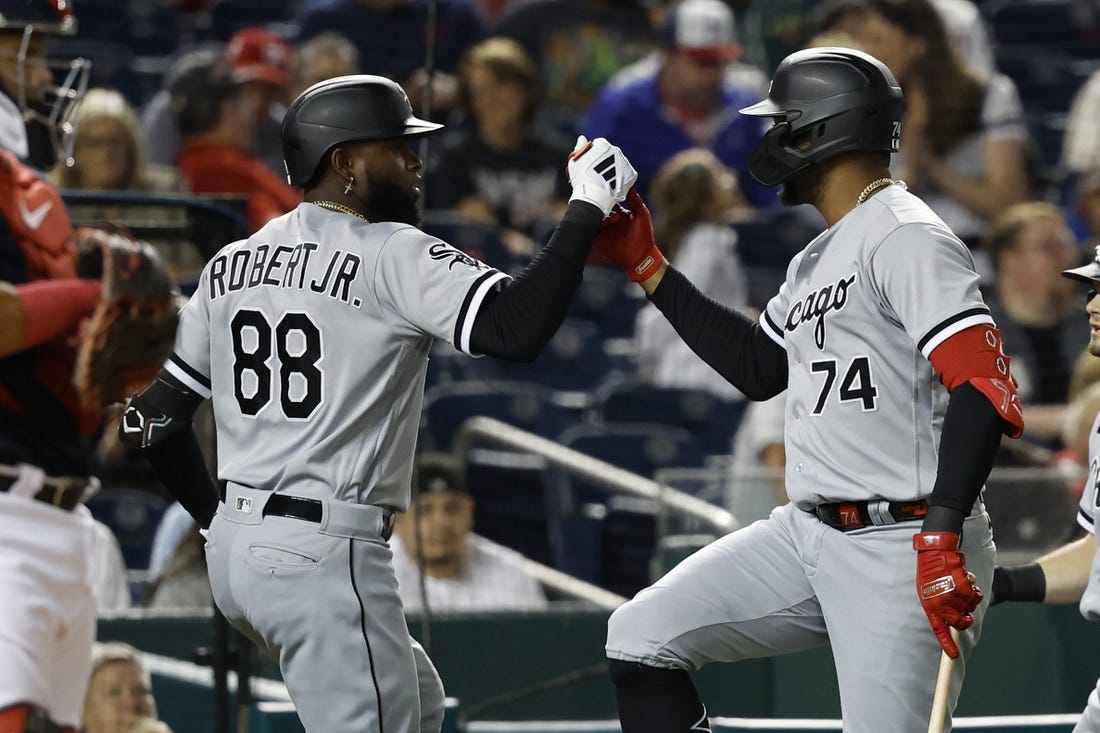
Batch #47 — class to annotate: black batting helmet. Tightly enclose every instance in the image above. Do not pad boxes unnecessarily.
[280,74,443,188]
[739,47,904,187]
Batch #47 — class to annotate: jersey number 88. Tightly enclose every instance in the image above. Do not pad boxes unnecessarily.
[231,309,323,420]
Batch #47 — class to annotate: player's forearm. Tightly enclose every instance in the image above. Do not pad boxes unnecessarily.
[1036,534,1095,604]
[145,427,220,529]
[995,534,1094,605]
[922,382,1003,534]
[469,201,602,361]
[646,266,787,400]
[121,369,219,528]
[0,279,101,358]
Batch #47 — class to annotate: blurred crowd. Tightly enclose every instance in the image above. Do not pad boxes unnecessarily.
[40,0,1100,618]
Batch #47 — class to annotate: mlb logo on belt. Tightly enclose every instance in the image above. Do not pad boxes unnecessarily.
[236,496,253,513]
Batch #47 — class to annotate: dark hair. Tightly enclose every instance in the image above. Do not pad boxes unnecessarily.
[866,0,985,156]
[170,50,237,137]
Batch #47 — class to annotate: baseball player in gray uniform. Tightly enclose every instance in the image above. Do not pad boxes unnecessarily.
[591,48,1025,733]
[118,74,637,733]
[992,245,1100,732]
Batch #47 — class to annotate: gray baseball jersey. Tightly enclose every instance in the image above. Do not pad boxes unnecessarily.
[1071,411,1100,733]
[188,202,507,733]
[1075,411,1100,620]
[607,182,998,733]
[166,203,509,511]
[759,183,993,508]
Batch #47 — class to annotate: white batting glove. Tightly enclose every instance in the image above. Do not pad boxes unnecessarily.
[566,135,638,218]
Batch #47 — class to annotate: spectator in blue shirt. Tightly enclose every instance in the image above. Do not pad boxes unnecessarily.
[585,0,776,208]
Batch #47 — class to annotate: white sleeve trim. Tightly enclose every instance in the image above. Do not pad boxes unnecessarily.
[1079,507,1095,535]
[165,359,213,399]
[919,313,995,358]
[457,271,511,357]
[760,308,786,349]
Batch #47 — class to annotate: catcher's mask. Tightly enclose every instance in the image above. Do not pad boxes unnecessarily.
[0,0,90,165]
[280,74,443,188]
[739,47,904,187]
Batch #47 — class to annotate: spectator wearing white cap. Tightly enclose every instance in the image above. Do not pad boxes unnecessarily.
[584,0,776,207]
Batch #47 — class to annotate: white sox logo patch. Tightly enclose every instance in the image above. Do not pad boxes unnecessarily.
[785,272,857,349]
[428,243,487,271]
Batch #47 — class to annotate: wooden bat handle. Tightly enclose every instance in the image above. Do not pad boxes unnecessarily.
[927,627,962,733]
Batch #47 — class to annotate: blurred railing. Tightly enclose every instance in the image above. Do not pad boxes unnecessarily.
[452,416,738,536]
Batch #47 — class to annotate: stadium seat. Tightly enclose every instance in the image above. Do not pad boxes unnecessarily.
[733,210,821,308]
[567,265,646,339]
[989,0,1100,58]
[86,488,169,570]
[420,380,578,452]
[72,0,186,57]
[465,319,627,396]
[601,495,660,597]
[595,383,747,456]
[463,448,554,567]
[209,0,298,41]
[553,422,708,507]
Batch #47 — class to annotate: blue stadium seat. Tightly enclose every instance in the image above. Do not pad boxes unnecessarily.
[49,41,141,106]
[553,423,707,509]
[465,319,627,395]
[209,0,298,41]
[73,0,186,57]
[595,383,747,456]
[463,449,554,567]
[989,0,1100,58]
[86,488,169,570]
[601,496,660,597]
[997,47,1083,115]
[734,210,821,309]
[567,265,646,339]
[420,380,578,452]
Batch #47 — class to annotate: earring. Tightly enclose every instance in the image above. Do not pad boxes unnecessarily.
[344,177,354,195]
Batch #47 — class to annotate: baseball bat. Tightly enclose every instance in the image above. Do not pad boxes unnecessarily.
[926,627,961,733]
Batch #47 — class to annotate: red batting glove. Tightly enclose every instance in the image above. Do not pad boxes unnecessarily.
[593,188,665,282]
[913,531,983,659]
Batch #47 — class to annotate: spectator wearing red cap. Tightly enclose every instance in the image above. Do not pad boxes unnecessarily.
[584,0,775,207]
[140,29,293,178]
[172,40,301,232]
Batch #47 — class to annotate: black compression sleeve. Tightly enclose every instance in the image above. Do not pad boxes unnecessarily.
[647,266,787,400]
[146,428,219,529]
[469,201,602,361]
[121,368,219,528]
[922,382,1005,534]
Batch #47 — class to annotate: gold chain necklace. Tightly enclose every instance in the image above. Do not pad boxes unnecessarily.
[312,200,368,221]
[856,177,897,206]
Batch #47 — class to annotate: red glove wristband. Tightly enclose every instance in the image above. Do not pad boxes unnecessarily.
[625,243,664,282]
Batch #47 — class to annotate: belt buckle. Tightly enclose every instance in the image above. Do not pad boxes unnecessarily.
[837,502,864,530]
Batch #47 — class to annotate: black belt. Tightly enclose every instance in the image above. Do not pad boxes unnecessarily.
[220,484,396,541]
[814,499,929,532]
[0,473,88,512]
